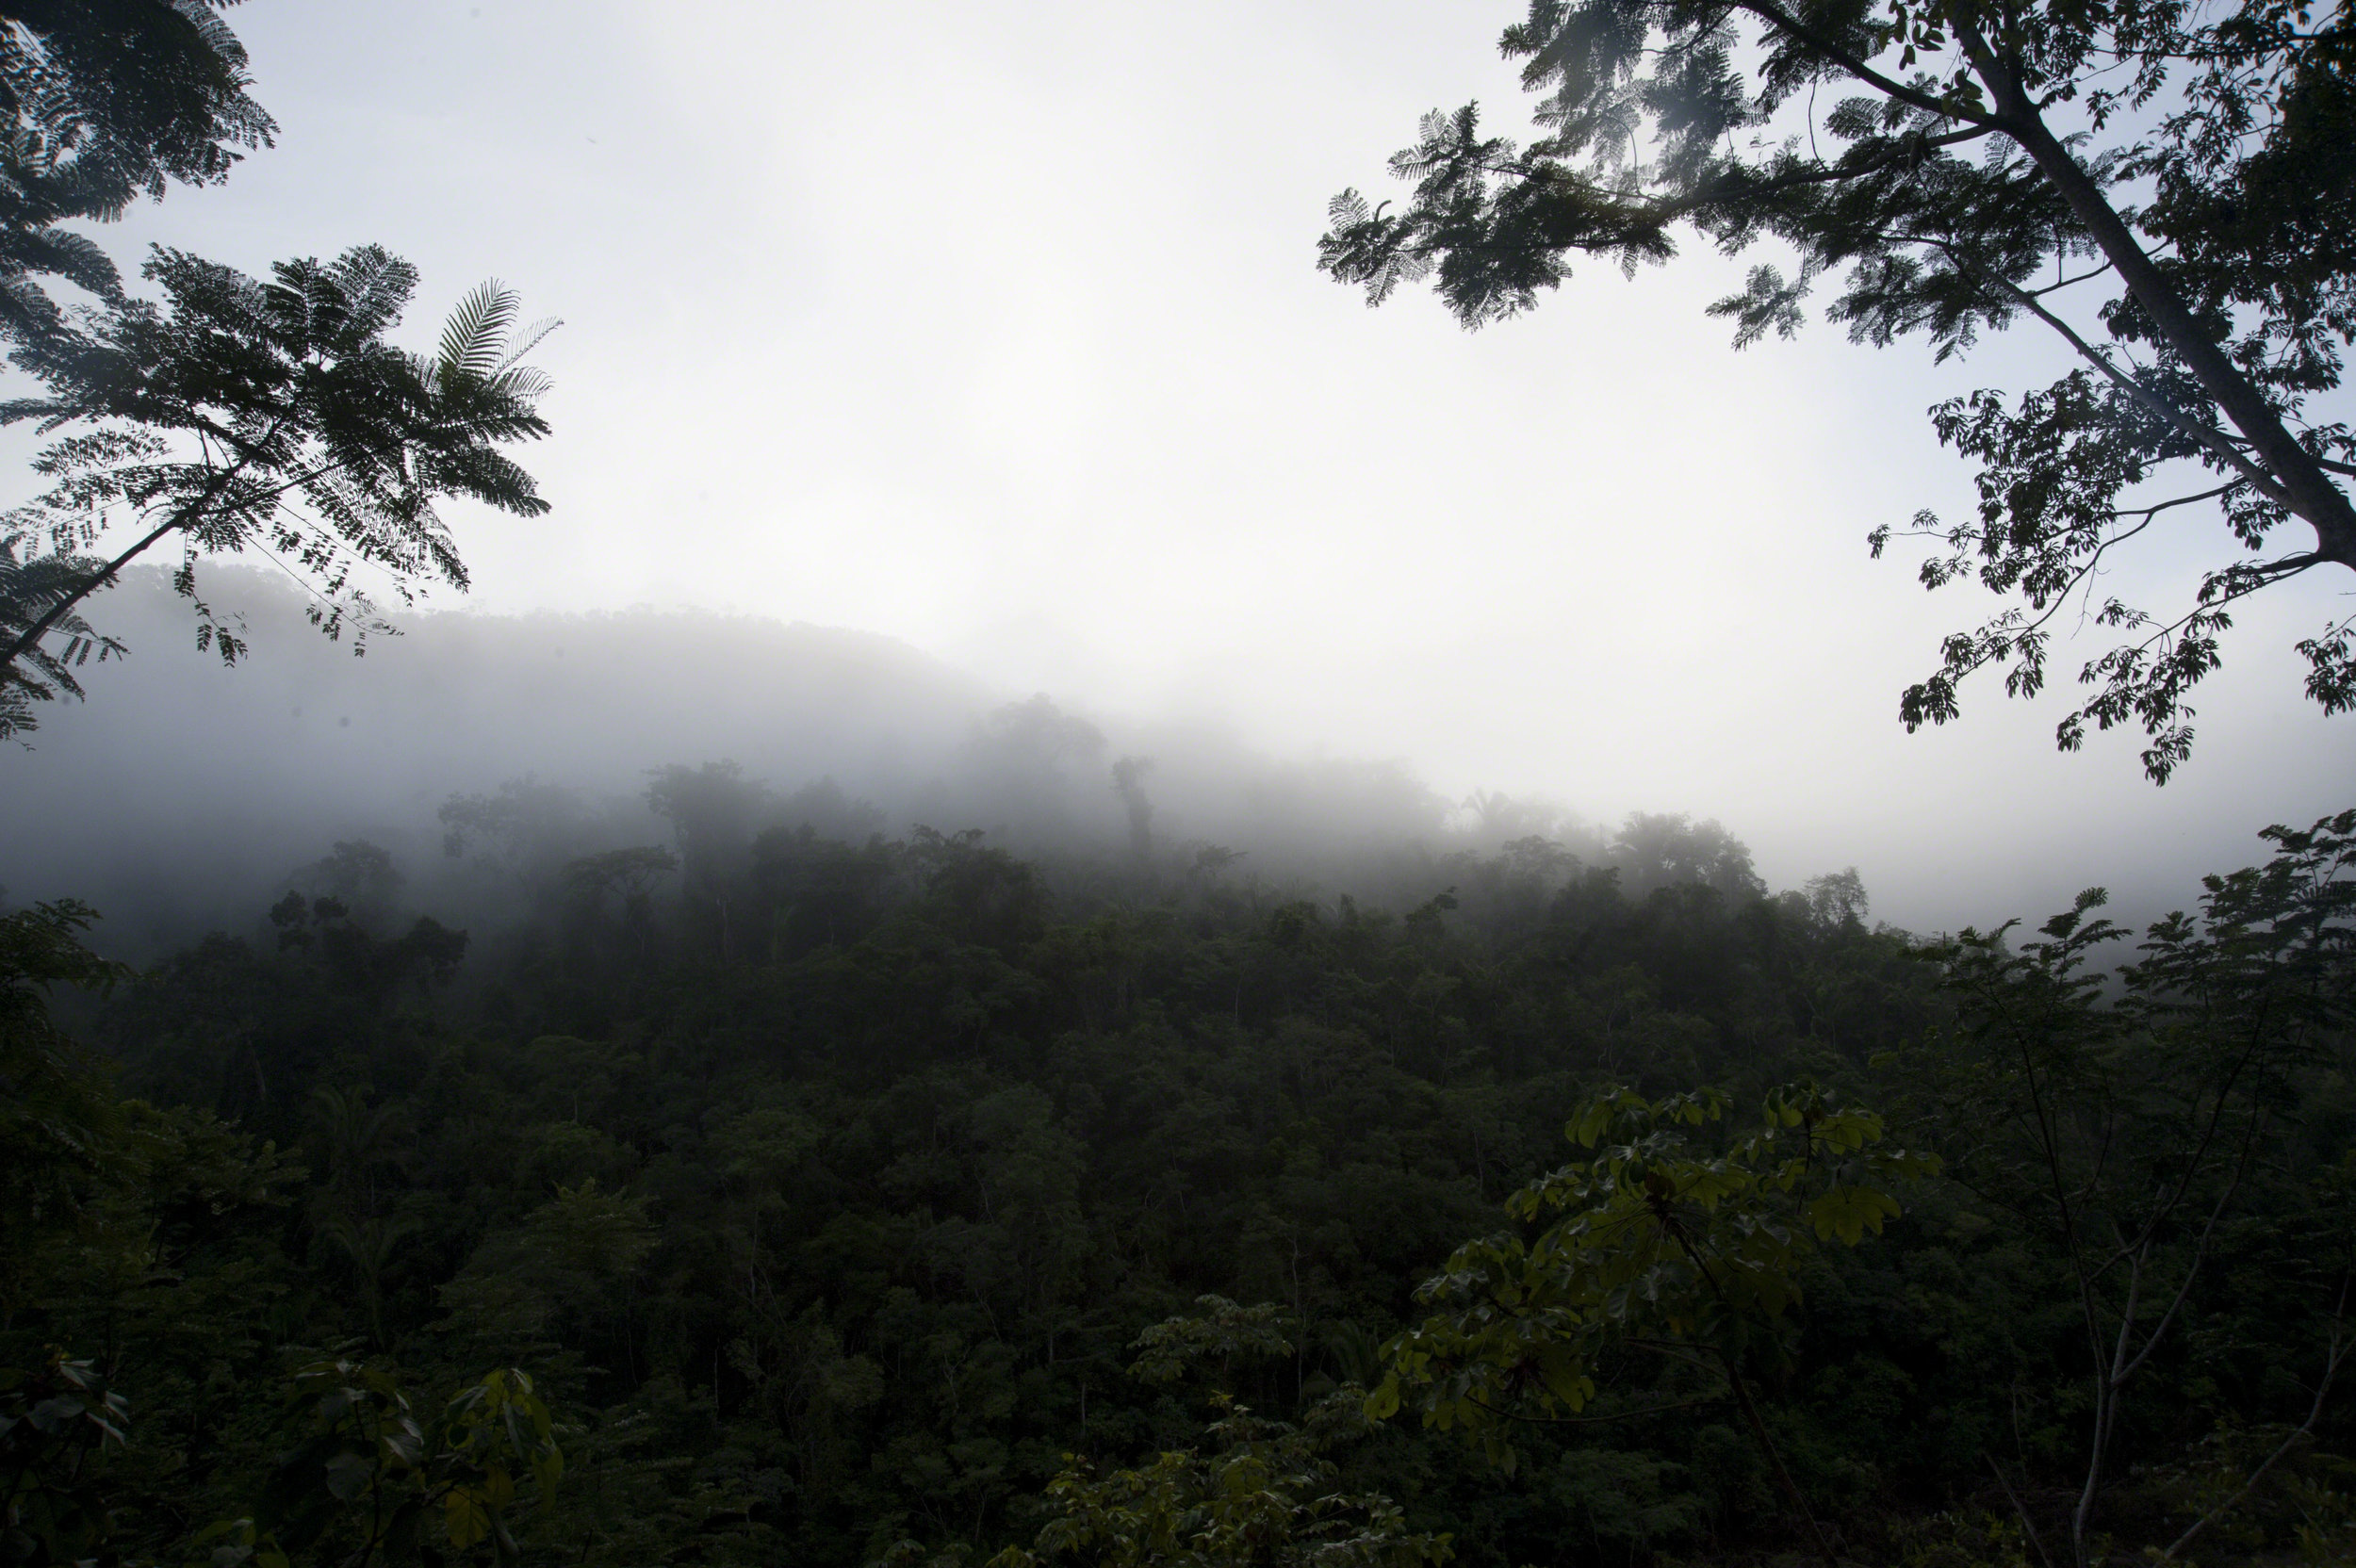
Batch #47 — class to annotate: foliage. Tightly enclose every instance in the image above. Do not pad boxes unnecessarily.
[0,249,556,734]
[195,1362,562,1568]
[1321,0,2356,778]
[0,536,118,739]
[0,900,131,1317]
[1372,1083,1938,1457]
[981,1394,1449,1568]
[0,0,275,346]
[976,1299,1448,1568]
[0,1354,131,1568]
[1128,1298,1296,1391]
[1897,808,2356,1564]
[0,4,555,741]
[1369,1082,1936,1565]
[3,786,2352,1566]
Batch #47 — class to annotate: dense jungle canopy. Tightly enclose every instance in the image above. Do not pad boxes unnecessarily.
[5,5,2355,1568]
[5,780,2353,1568]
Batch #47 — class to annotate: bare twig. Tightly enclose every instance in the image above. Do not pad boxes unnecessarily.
[2158,1274,2351,1562]
[1988,1453,2059,1568]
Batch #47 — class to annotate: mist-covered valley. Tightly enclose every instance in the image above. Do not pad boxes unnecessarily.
[11,564,2330,968]
[11,567,2354,1568]
[5,565,1813,962]
[8,4,2356,1568]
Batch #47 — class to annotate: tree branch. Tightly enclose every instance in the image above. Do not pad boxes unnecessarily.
[2157,1274,2351,1562]
[2,508,188,675]
[1987,1453,2060,1568]
[2111,1113,2261,1389]
[1952,17,2356,567]
[1726,0,2002,128]
[1894,228,2293,506]
[0,408,298,678]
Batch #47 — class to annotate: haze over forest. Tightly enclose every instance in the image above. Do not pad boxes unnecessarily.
[4,0,2348,945]
[8,562,2349,954]
[6,5,2355,1568]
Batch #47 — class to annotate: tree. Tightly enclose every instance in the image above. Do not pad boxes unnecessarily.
[934,1298,1452,1568]
[0,248,555,738]
[1111,756,1155,864]
[1898,808,2356,1565]
[0,7,556,741]
[196,1361,563,1568]
[961,695,1108,837]
[563,846,679,965]
[0,540,118,740]
[1367,1082,1938,1568]
[439,777,593,871]
[0,0,275,348]
[1320,0,2356,780]
[0,900,130,1322]
[0,0,267,742]
[645,761,769,961]
[292,840,405,929]
[1609,812,1766,903]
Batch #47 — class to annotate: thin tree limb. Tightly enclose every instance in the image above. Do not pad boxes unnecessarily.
[2158,1275,2351,1562]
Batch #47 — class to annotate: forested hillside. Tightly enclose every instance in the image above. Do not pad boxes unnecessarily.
[5,2,2354,1565]
[7,784,2350,1568]
[2,571,1502,959]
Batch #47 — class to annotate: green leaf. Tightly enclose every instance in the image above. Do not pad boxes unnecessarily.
[445,1486,492,1549]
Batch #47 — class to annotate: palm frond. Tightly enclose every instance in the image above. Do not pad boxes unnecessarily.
[495,315,562,374]
[3,245,551,697]
[438,282,520,384]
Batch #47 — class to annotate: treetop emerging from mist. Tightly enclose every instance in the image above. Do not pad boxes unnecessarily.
[1321,0,2356,781]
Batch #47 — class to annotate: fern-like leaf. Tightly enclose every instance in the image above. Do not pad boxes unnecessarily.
[438,282,520,384]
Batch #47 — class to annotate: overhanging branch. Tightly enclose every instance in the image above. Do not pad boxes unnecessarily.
[1890,229,2292,505]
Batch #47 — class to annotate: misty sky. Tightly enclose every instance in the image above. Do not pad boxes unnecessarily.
[14,0,2355,931]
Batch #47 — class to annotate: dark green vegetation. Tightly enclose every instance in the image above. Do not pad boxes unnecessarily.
[1321,0,2356,781]
[4,7,2354,1568]
[6,783,2351,1567]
